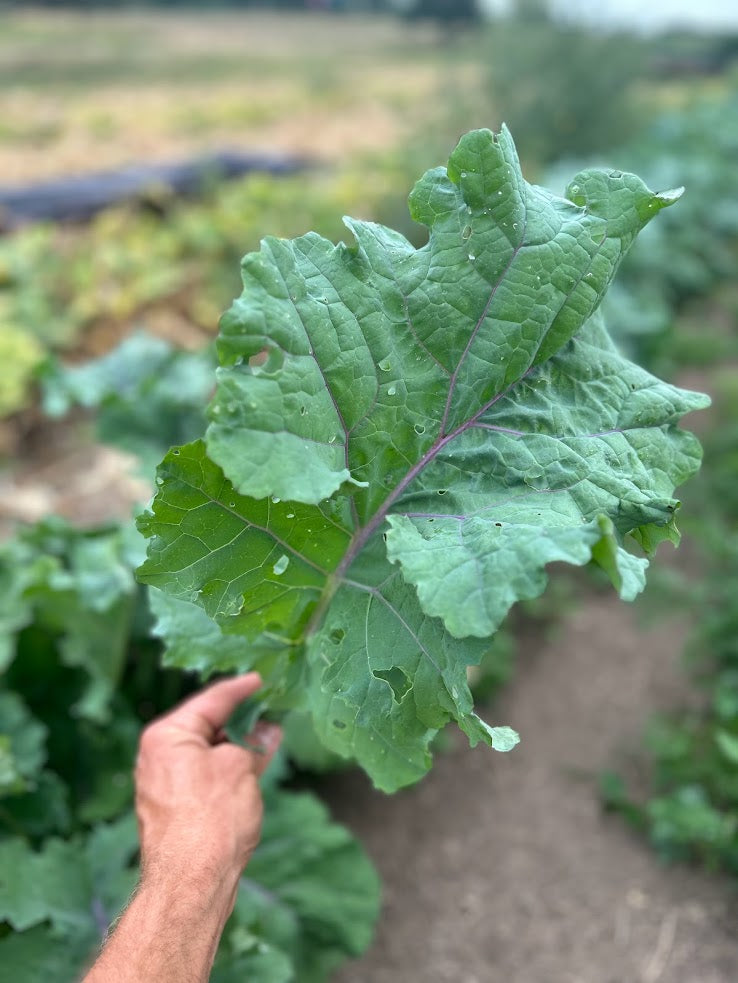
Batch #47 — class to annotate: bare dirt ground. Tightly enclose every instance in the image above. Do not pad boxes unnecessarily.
[325,595,737,983]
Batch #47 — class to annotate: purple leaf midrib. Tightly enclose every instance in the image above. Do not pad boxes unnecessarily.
[330,200,534,585]
[331,189,619,590]
[331,362,537,586]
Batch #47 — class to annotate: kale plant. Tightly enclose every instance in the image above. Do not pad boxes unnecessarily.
[138,127,708,792]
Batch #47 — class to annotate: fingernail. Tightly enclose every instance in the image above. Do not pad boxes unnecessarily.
[251,721,282,750]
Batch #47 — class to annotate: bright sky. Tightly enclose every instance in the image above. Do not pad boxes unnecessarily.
[480,0,738,32]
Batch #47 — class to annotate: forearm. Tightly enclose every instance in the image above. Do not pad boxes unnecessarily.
[82,676,280,982]
[82,862,240,983]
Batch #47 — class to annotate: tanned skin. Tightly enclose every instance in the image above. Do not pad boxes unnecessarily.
[82,674,282,983]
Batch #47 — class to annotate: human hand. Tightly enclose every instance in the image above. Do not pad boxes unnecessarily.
[83,677,280,983]
[135,674,282,888]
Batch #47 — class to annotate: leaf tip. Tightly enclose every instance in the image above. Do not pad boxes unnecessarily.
[654,186,684,207]
[490,725,520,752]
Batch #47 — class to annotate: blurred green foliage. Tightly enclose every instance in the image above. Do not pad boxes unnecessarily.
[602,244,738,879]
[41,331,215,477]
[0,514,381,980]
[597,96,738,373]
[0,164,414,420]
[486,4,648,166]
[1,321,387,976]
[0,327,44,419]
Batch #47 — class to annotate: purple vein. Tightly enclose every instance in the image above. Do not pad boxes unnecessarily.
[302,201,629,638]
[331,428,459,584]
[439,215,528,436]
[470,423,526,436]
[343,578,444,676]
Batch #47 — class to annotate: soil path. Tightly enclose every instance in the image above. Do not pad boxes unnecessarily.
[324,594,737,983]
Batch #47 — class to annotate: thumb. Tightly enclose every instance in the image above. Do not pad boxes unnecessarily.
[165,674,263,743]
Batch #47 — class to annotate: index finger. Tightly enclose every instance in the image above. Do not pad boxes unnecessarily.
[165,673,263,743]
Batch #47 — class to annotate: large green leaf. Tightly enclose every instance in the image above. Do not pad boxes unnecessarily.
[41,331,214,476]
[0,537,55,673]
[14,520,138,722]
[0,771,72,839]
[0,813,138,935]
[0,814,139,981]
[147,587,252,677]
[138,127,708,791]
[0,925,100,983]
[0,792,378,983]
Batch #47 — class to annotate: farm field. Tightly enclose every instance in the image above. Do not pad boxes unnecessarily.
[0,10,459,182]
[1,7,737,982]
